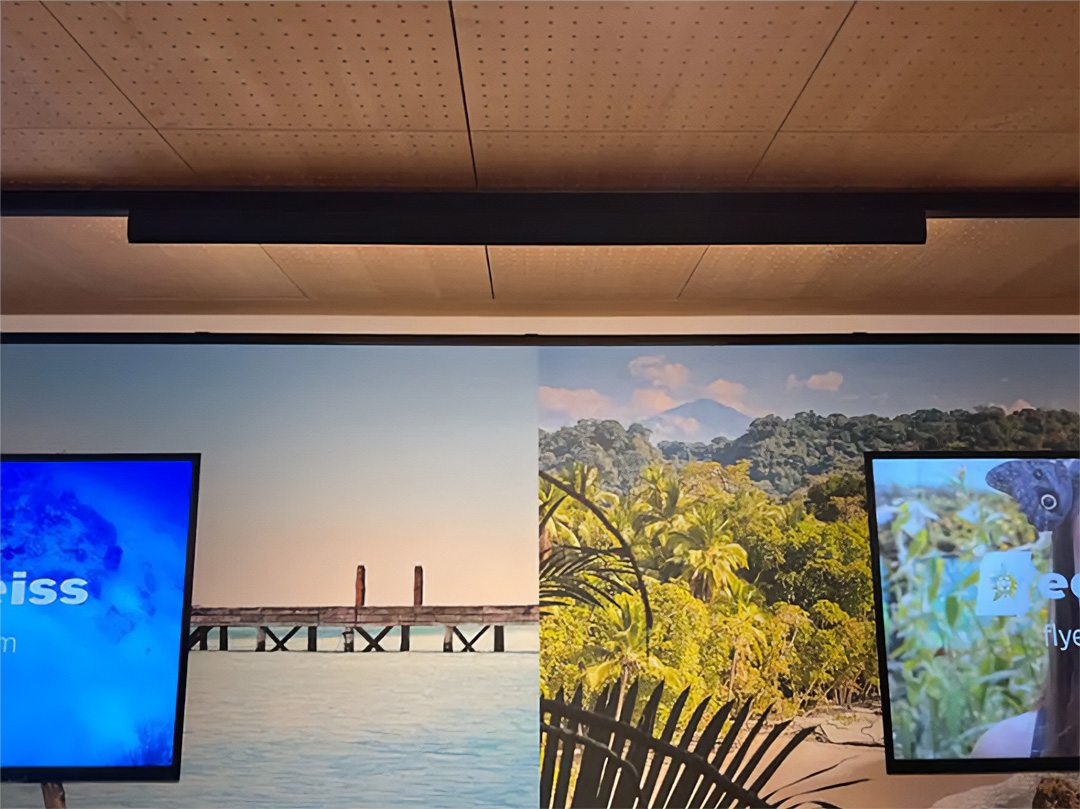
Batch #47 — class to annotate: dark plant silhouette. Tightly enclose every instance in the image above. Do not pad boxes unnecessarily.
[541,543,637,613]
[540,469,654,648]
[540,680,864,809]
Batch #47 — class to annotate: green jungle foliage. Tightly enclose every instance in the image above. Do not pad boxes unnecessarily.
[876,475,1051,760]
[539,407,1079,737]
[540,458,879,728]
[656,407,1079,494]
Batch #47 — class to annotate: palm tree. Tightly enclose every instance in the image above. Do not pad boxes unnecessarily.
[633,465,689,536]
[540,469,655,646]
[583,594,683,693]
[663,503,749,603]
[729,605,770,691]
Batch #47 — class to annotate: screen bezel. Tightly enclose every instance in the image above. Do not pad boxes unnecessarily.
[0,452,201,784]
[866,449,1080,775]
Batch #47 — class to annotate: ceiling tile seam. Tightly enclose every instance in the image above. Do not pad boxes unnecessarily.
[744,0,858,184]
[674,246,711,301]
[447,0,479,189]
[36,1,200,179]
[484,245,494,300]
[257,245,312,301]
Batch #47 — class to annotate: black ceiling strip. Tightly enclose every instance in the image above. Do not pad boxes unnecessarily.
[0,189,1075,245]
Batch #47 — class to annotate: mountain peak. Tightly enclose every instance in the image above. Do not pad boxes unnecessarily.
[642,398,753,442]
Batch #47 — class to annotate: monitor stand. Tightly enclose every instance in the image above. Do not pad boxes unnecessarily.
[41,783,66,808]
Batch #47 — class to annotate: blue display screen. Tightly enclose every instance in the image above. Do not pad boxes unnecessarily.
[0,457,197,772]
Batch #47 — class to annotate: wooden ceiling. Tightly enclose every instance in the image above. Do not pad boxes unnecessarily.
[2,215,1076,315]
[0,1,1077,316]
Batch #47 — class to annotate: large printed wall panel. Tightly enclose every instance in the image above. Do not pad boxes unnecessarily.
[1,337,1077,808]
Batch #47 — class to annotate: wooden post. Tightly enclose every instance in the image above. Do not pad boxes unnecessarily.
[41,783,66,809]
[442,625,454,652]
[256,626,266,652]
[494,625,505,652]
[354,564,366,624]
[218,626,228,651]
[307,626,317,652]
[199,628,209,651]
[343,627,354,653]
[401,564,424,652]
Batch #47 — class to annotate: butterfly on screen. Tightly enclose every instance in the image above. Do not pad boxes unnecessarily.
[986,459,1077,532]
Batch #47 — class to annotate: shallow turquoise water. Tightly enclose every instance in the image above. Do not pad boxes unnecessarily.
[1,626,539,808]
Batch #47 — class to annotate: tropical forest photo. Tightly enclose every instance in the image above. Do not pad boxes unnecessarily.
[536,343,1079,808]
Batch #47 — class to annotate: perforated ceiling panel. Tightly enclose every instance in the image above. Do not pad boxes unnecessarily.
[0,127,195,184]
[473,131,769,188]
[785,2,1080,132]
[2,1,1078,191]
[1,1,146,129]
[488,246,707,301]
[454,2,851,132]
[680,218,1080,307]
[751,132,1080,187]
[159,129,473,186]
[0,217,306,310]
[261,244,491,301]
[45,1,467,131]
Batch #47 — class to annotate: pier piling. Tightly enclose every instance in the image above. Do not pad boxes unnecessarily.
[256,626,266,652]
[343,627,354,653]
[402,565,424,651]
[308,626,317,652]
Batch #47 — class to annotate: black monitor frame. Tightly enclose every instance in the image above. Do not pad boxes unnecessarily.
[865,449,1080,775]
[0,453,201,784]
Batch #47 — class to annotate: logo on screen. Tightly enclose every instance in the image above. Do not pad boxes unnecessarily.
[975,550,1038,617]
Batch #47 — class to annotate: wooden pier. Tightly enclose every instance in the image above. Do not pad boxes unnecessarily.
[188,565,538,653]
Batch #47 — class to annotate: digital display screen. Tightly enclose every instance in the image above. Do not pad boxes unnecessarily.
[0,455,199,781]
[867,452,1079,773]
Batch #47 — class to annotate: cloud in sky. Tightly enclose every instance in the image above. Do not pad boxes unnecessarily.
[630,388,680,418]
[786,371,844,392]
[704,378,766,417]
[540,385,680,424]
[539,386,614,420]
[629,355,691,391]
[626,355,767,419]
[986,398,1035,414]
[647,414,702,440]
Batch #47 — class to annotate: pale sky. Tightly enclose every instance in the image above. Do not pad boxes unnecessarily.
[1,344,538,607]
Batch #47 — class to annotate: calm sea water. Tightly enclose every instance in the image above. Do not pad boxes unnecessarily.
[2,626,539,809]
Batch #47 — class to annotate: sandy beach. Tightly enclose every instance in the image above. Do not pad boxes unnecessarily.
[762,707,1076,809]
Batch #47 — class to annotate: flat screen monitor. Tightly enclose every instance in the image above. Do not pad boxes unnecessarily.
[867,450,1079,774]
[0,454,199,782]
